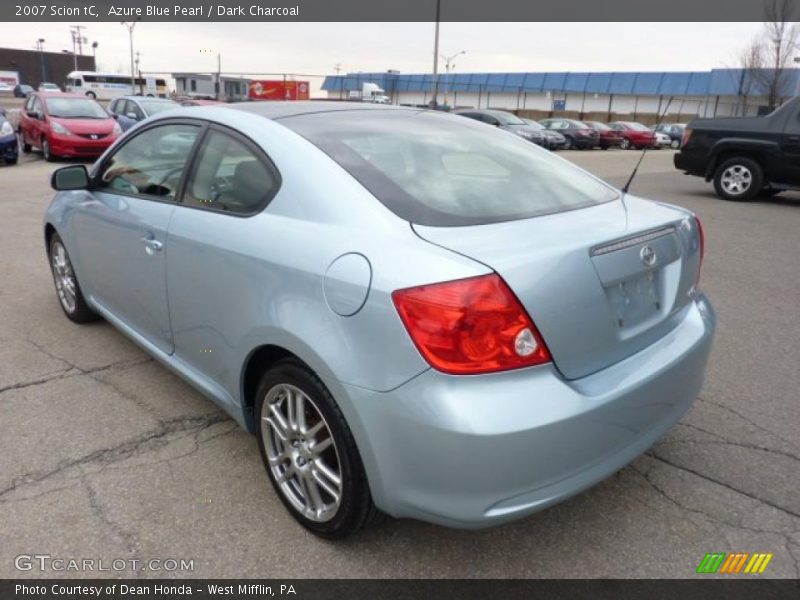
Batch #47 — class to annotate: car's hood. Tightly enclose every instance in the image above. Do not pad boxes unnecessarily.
[49,116,116,134]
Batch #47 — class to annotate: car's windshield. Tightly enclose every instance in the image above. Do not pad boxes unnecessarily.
[140,100,179,116]
[284,110,618,227]
[491,111,526,126]
[45,97,108,119]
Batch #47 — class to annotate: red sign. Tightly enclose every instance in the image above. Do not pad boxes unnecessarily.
[249,80,310,101]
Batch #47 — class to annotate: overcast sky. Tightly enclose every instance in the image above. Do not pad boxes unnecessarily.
[5,22,766,79]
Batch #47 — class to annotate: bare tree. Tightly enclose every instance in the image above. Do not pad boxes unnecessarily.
[741,0,800,109]
[737,40,763,115]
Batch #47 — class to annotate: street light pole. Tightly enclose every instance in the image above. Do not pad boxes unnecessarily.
[430,0,441,109]
[121,21,137,94]
[36,38,46,83]
[440,50,466,109]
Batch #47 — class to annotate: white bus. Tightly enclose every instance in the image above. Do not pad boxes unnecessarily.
[65,71,168,100]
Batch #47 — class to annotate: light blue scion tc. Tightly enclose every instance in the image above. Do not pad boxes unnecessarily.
[44,102,715,538]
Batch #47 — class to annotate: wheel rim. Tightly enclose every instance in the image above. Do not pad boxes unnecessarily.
[261,383,342,523]
[621,139,630,149]
[671,139,680,149]
[51,240,77,313]
[720,165,753,195]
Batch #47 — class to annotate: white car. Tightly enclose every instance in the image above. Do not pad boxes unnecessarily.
[38,82,62,93]
[654,131,672,148]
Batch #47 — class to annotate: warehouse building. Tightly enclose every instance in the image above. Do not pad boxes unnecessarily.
[0,47,95,90]
[322,69,800,121]
[172,72,250,101]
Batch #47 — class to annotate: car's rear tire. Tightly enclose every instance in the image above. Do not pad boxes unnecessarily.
[713,156,763,201]
[85,91,96,99]
[48,232,99,323]
[255,358,378,539]
[670,139,680,149]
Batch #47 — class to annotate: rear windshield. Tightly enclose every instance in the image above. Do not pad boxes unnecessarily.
[282,110,618,226]
[140,100,179,115]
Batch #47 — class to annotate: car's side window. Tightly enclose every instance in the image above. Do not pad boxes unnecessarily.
[181,129,280,215]
[32,97,44,116]
[97,123,200,200]
[109,99,118,113]
[128,102,144,120]
[24,96,34,112]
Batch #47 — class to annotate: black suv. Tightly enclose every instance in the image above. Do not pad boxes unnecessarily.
[674,98,800,201]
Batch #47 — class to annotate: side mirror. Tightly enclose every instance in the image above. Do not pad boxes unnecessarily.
[110,113,119,120]
[51,165,90,191]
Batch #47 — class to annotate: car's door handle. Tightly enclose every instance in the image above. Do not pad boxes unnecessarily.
[140,235,163,255]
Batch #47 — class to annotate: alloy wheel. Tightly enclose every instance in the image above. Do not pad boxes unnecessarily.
[50,240,77,314]
[720,165,752,196]
[261,383,342,523]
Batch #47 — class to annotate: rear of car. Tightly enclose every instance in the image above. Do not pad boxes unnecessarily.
[283,109,715,526]
[585,121,623,149]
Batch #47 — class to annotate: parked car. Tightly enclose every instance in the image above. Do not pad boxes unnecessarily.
[653,123,686,149]
[608,122,657,150]
[176,96,224,106]
[108,96,180,131]
[38,82,62,93]
[19,93,121,162]
[45,103,714,538]
[538,118,600,150]
[13,84,35,98]
[675,96,800,201]
[583,121,623,150]
[0,108,18,165]
[520,118,566,150]
[653,131,672,149]
[455,109,546,147]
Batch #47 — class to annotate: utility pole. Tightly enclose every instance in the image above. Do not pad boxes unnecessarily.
[217,53,221,101]
[430,0,441,109]
[334,63,342,99]
[135,51,141,94]
[70,25,86,70]
[440,50,466,110]
[121,21,137,95]
[35,38,46,83]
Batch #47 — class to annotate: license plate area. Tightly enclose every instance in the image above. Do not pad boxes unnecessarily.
[605,269,662,332]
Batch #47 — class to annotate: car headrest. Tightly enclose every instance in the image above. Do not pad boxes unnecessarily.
[232,160,269,204]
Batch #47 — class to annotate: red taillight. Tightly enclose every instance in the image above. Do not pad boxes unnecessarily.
[681,128,692,148]
[392,274,551,375]
[695,215,705,286]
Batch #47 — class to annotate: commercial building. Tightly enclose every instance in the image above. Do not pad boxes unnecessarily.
[0,47,95,90]
[172,72,250,101]
[322,69,800,120]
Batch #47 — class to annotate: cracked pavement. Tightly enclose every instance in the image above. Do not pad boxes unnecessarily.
[0,149,798,578]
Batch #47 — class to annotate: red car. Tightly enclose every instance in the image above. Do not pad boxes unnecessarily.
[583,121,623,150]
[19,93,121,162]
[608,121,657,150]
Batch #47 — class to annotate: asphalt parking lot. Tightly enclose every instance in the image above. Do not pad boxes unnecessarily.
[1,145,798,579]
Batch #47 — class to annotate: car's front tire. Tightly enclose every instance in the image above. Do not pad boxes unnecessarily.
[48,232,99,323]
[670,139,680,149]
[620,138,631,150]
[562,136,573,150]
[713,156,763,201]
[85,91,96,99]
[255,359,377,539]
[42,138,55,162]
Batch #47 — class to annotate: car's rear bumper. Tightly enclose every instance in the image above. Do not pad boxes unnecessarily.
[342,294,715,528]
[674,151,706,176]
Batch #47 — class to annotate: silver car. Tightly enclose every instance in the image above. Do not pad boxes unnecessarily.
[44,103,715,538]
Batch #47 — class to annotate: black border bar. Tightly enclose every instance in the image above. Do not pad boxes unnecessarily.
[2,579,800,600]
[2,0,800,22]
